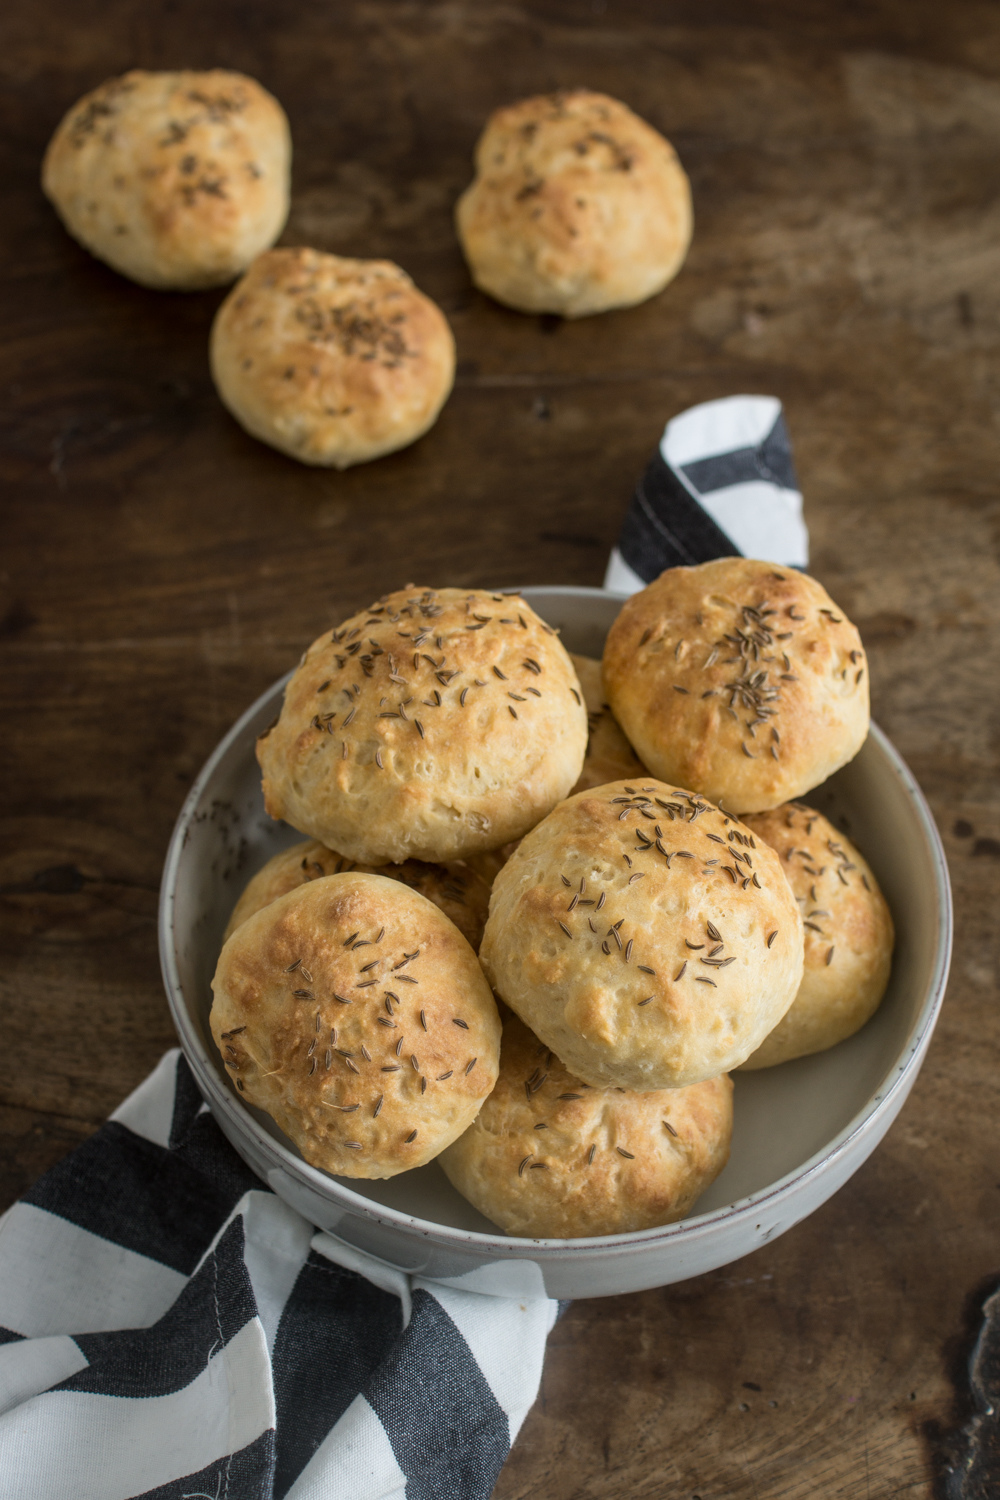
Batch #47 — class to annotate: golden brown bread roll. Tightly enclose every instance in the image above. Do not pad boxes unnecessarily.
[456,90,692,318]
[738,803,894,1068]
[440,1013,733,1238]
[257,586,589,864]
[602,558,869,813]
[210,873,501,1179]
[480,778,804,1090]
[42,70,290,289]
[209,248,455,467]
[569,653,648,792]
[223,838,494,952]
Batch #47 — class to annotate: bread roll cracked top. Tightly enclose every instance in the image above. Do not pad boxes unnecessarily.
[602,558,869,813]
[440,1013,733,1239]
[210,248,455,468]
[257,586,589,864]
[210,873,501,1179]
[480,778,804,1090]
[739,803,894,1068]
[456,89,691,319]
[42,69,290,289]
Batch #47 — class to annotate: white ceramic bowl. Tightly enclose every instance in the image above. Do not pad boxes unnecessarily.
[159,587,952,1300]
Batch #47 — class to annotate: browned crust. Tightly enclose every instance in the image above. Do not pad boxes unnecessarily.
[455,89,692,318]
[480,777,804,1089]
[602,558,869,813]
[42,69,290,289]
[256,586,588,864]
[210,873,501,1179]
[440,1013,732,1237]
[209,248,455,467]
[739,803,894,1067]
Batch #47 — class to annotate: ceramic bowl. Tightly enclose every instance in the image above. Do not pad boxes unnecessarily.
[159,587,952,1300]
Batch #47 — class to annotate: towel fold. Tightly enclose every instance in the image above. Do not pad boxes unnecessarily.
[605,394,806,594]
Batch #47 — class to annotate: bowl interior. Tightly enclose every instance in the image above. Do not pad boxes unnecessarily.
[165,586,947,1238]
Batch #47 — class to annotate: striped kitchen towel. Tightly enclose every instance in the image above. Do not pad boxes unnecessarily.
[605,394,808,595]
[0,1050,558,1500]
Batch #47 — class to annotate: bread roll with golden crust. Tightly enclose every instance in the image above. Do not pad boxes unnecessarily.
[738,804,894,1068]
[223,838,494,952]
[440,1014,732,1238]
[456,90,692,318]
[602,559,869,814]
[257,586,588,864]
[42,70,290,290]
[210,248,455,467]
[210,873,500,1179]
[480,779,803,1090]
[569,653,647,793]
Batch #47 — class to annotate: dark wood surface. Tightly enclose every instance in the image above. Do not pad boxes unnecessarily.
[3,2,999,1494]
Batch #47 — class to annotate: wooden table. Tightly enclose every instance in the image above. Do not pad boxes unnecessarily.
[3,2,998,1494]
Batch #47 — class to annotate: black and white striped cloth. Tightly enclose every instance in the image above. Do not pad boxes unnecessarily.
[605,394,807,594]
[0,393,806,1499]
[0,1051,558,1499]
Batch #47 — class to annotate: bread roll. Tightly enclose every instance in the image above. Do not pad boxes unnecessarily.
[570,653,647,792]
[223,838,494,952]
[210,873,500,1179]
[441,1013,732,1237]
[603,558,869,813]
[480,778,804,1090]
[257,586,588,864]
[210,247,454,467]
[739,803,894,1067]
[456,90,692,317]
[42,69,290,289]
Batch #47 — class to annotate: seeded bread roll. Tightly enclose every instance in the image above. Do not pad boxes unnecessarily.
[210,248,455,468]
[211,873,501,1179]
[480,779,803,1090]
[42,70,290,290]
[257,586,589,864]
[456,90,692,318]
[570,653,647,793]
[738,804,894,1068]
[440,1013,732,1238]
[223,838,494,952]
[602,559,869,814]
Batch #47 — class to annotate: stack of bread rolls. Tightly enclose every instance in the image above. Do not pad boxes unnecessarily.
[42,74,890,1235]
[210,561,894,1239]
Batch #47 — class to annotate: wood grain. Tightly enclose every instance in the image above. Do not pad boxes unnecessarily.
[2,2,999,1494]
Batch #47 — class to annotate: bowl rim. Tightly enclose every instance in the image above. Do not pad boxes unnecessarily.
[159,585,953,1257]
